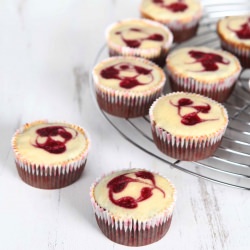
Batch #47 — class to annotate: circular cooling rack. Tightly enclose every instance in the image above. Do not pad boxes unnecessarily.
[90,0,250,190]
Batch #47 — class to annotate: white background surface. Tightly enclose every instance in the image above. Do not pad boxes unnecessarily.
[1,0,249,249]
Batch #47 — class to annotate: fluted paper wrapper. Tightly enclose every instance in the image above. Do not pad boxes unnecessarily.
[95,85,164,118]
[220,40,250,68]
[161,13,202,31]
[150,123,226,161]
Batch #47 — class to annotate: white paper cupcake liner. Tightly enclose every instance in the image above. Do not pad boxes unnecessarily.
[221,40,250,61]
[95,86,163,118]
[164,13,202,31]
[15,161,87,189]
[14,156,87,176]
[95,84,163,105]
[150,124,226,161]
[151,122,226,148]
[221,39,250,68]
[91,197,173,231]
[95,215,172,246]
[167,67,240,93]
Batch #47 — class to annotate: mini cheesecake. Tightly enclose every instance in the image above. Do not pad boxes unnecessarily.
[166,46,242,102]
[217,15,250,68]
[90,168,176,246]
[12,120,90,189]
[140,0,203,43]
[105,18,173,67]
[149,92,228,161]
[92,56,166,118]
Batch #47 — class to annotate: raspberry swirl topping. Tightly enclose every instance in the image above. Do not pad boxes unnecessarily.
[33,126,77,154]
[188,50,230,72]
[100,62,154,89]
[107,170,165,209]
[115,27,164,48]
[227,17,250,39]
[170,98,218,126]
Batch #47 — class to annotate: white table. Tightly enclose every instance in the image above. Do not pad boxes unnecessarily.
[1,0,249,249]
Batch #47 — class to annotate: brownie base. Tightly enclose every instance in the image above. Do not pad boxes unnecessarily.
[170,24,199,43]
[96,90,160,118]
[152,128,222,161]
[108,49,168,68]
[16,161,86,189]
[168,76,236,103]
[95,215,172,246]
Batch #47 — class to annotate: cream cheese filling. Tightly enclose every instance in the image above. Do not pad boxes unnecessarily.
[93,169,175,221]
[93,57,165,92]
[13,122,89,166]
[218,15,250,46]
[166,47,240,82]
[151,93,228,137]
[140,0,202,23]
[107,19,171,49]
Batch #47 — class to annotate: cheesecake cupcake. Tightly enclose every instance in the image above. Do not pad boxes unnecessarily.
[11,120,90,189]
[166,46,242,102]
[140,0,203,43]
[149,92,228,161]
[90,168,176,246]
[92,56,166,118]
[217,15,250,68]
[105,18,173,67]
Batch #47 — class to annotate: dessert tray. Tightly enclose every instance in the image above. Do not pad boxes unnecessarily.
[90,0,250,190]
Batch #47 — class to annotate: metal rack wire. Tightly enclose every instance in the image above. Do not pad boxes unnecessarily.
[90,1,250,189]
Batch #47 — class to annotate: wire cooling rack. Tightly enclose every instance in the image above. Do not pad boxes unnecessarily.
[90,0,250,190]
